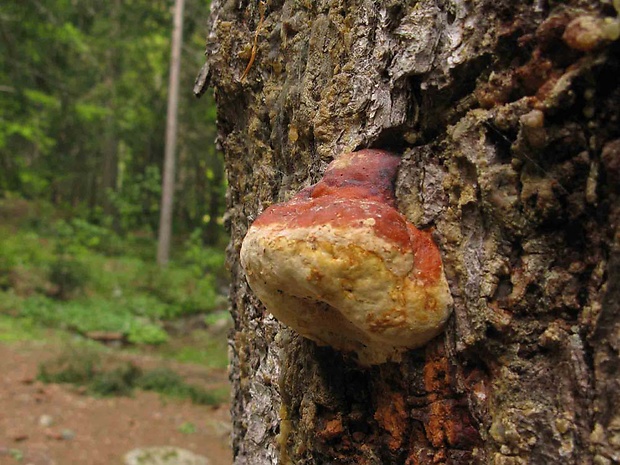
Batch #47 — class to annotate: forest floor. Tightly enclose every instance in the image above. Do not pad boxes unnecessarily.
[0,199,234,464]
[0,339,233,465]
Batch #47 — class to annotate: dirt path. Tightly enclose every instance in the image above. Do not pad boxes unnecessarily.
[0,342,232,465]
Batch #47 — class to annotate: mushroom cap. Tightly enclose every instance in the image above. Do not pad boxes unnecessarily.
[240,149,452,365]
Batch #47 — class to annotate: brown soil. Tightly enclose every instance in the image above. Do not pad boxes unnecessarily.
[0,342,233,465]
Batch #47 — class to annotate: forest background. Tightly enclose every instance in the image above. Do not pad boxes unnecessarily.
[0,0,231,388]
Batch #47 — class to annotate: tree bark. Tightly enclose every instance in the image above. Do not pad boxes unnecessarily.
[202,1,620,463]
[158,0,185,265]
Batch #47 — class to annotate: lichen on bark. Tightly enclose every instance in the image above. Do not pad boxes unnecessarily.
[202,0,620,463]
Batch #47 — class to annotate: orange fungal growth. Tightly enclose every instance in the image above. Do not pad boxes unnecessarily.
[240,149,452,365]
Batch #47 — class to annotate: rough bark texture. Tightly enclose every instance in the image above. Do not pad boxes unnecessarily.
[201,1,620,463]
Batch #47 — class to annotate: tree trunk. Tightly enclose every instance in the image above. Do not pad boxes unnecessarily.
[202,1,620,463]
[157,0,185,266]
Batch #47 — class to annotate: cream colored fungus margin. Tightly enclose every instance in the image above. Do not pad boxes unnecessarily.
[241,222,452,365]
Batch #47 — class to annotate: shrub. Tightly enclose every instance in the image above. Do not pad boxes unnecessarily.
[38,353,141,397]
[38,347,100,385]
[141,266,222,318]
[0,229,53,270]
[182,229,227,278]
[89,363,142,397]
[127,322,169,345]
[107,165,162,234]
[136,367,221,405]
[136,366,183,392]
[51,218,124,256]
[124,294,173,320]
[18,296,169,345]
[38,352,223,405]
[48,258,89,299]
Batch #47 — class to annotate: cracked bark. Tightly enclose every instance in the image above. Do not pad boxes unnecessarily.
[200,1,620,463]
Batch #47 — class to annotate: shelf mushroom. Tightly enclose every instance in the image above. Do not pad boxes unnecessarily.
[240,149,452,365]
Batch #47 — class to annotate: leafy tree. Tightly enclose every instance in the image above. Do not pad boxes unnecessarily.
[0,0,224,244]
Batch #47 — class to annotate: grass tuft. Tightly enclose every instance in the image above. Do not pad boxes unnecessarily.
[37,349,226,406]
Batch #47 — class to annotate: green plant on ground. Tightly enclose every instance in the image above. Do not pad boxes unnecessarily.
[37,346,101,385]
[37,350,226,406]
[48,257,89,299]
[9,295,171,345]
[89,362,142,397]
[158,327,229,369]
[203,310,232,327]
[136,366,222,405]
[141,266,223,318]
[136,367,184,393]
[8,448,24,461]
[0,314,43,342]
[178,421,197,434]
[0,207,230,371]
[182,229,228,279]
[0,221,226,318]
[166,343,228,369]
[127,322,169,345]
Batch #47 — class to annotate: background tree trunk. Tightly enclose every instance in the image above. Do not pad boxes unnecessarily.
[158,0,186,266]
[202,1,620,463]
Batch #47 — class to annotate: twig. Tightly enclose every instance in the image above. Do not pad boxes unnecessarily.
[241,1,266,81]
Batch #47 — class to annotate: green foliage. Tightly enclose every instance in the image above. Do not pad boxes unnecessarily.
[0,313,44,342]
[161,328,230,369]
[136,367,183,392]
[182,229,228,278]
[178,422,197,434]
[51,218,125,256]
[89,362,143,397]
[127,322,169,345]
[48,257,90,299]
[141,266,223,317]
[14,295,170,346]
[0,216,227,347]
[38,347,100,385]
[20,296,122,333]
[8,449,24,462]
[38,352,141,397]
[37,350,225,405]
[203,310,232,327]
[0,0,225,244]
[137,367,222,405]
[108,165,162,233]
[0,229,53,270]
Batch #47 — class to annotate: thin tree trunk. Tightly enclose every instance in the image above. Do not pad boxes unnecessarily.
[202,1,620,463]
[157,0,185,266]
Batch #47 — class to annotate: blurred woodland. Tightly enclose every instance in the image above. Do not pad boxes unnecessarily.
[1,0,224,244]
[0,1,230,356]
[0,4,235,463]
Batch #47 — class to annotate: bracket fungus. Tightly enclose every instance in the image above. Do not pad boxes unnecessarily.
[240,149,452,365]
